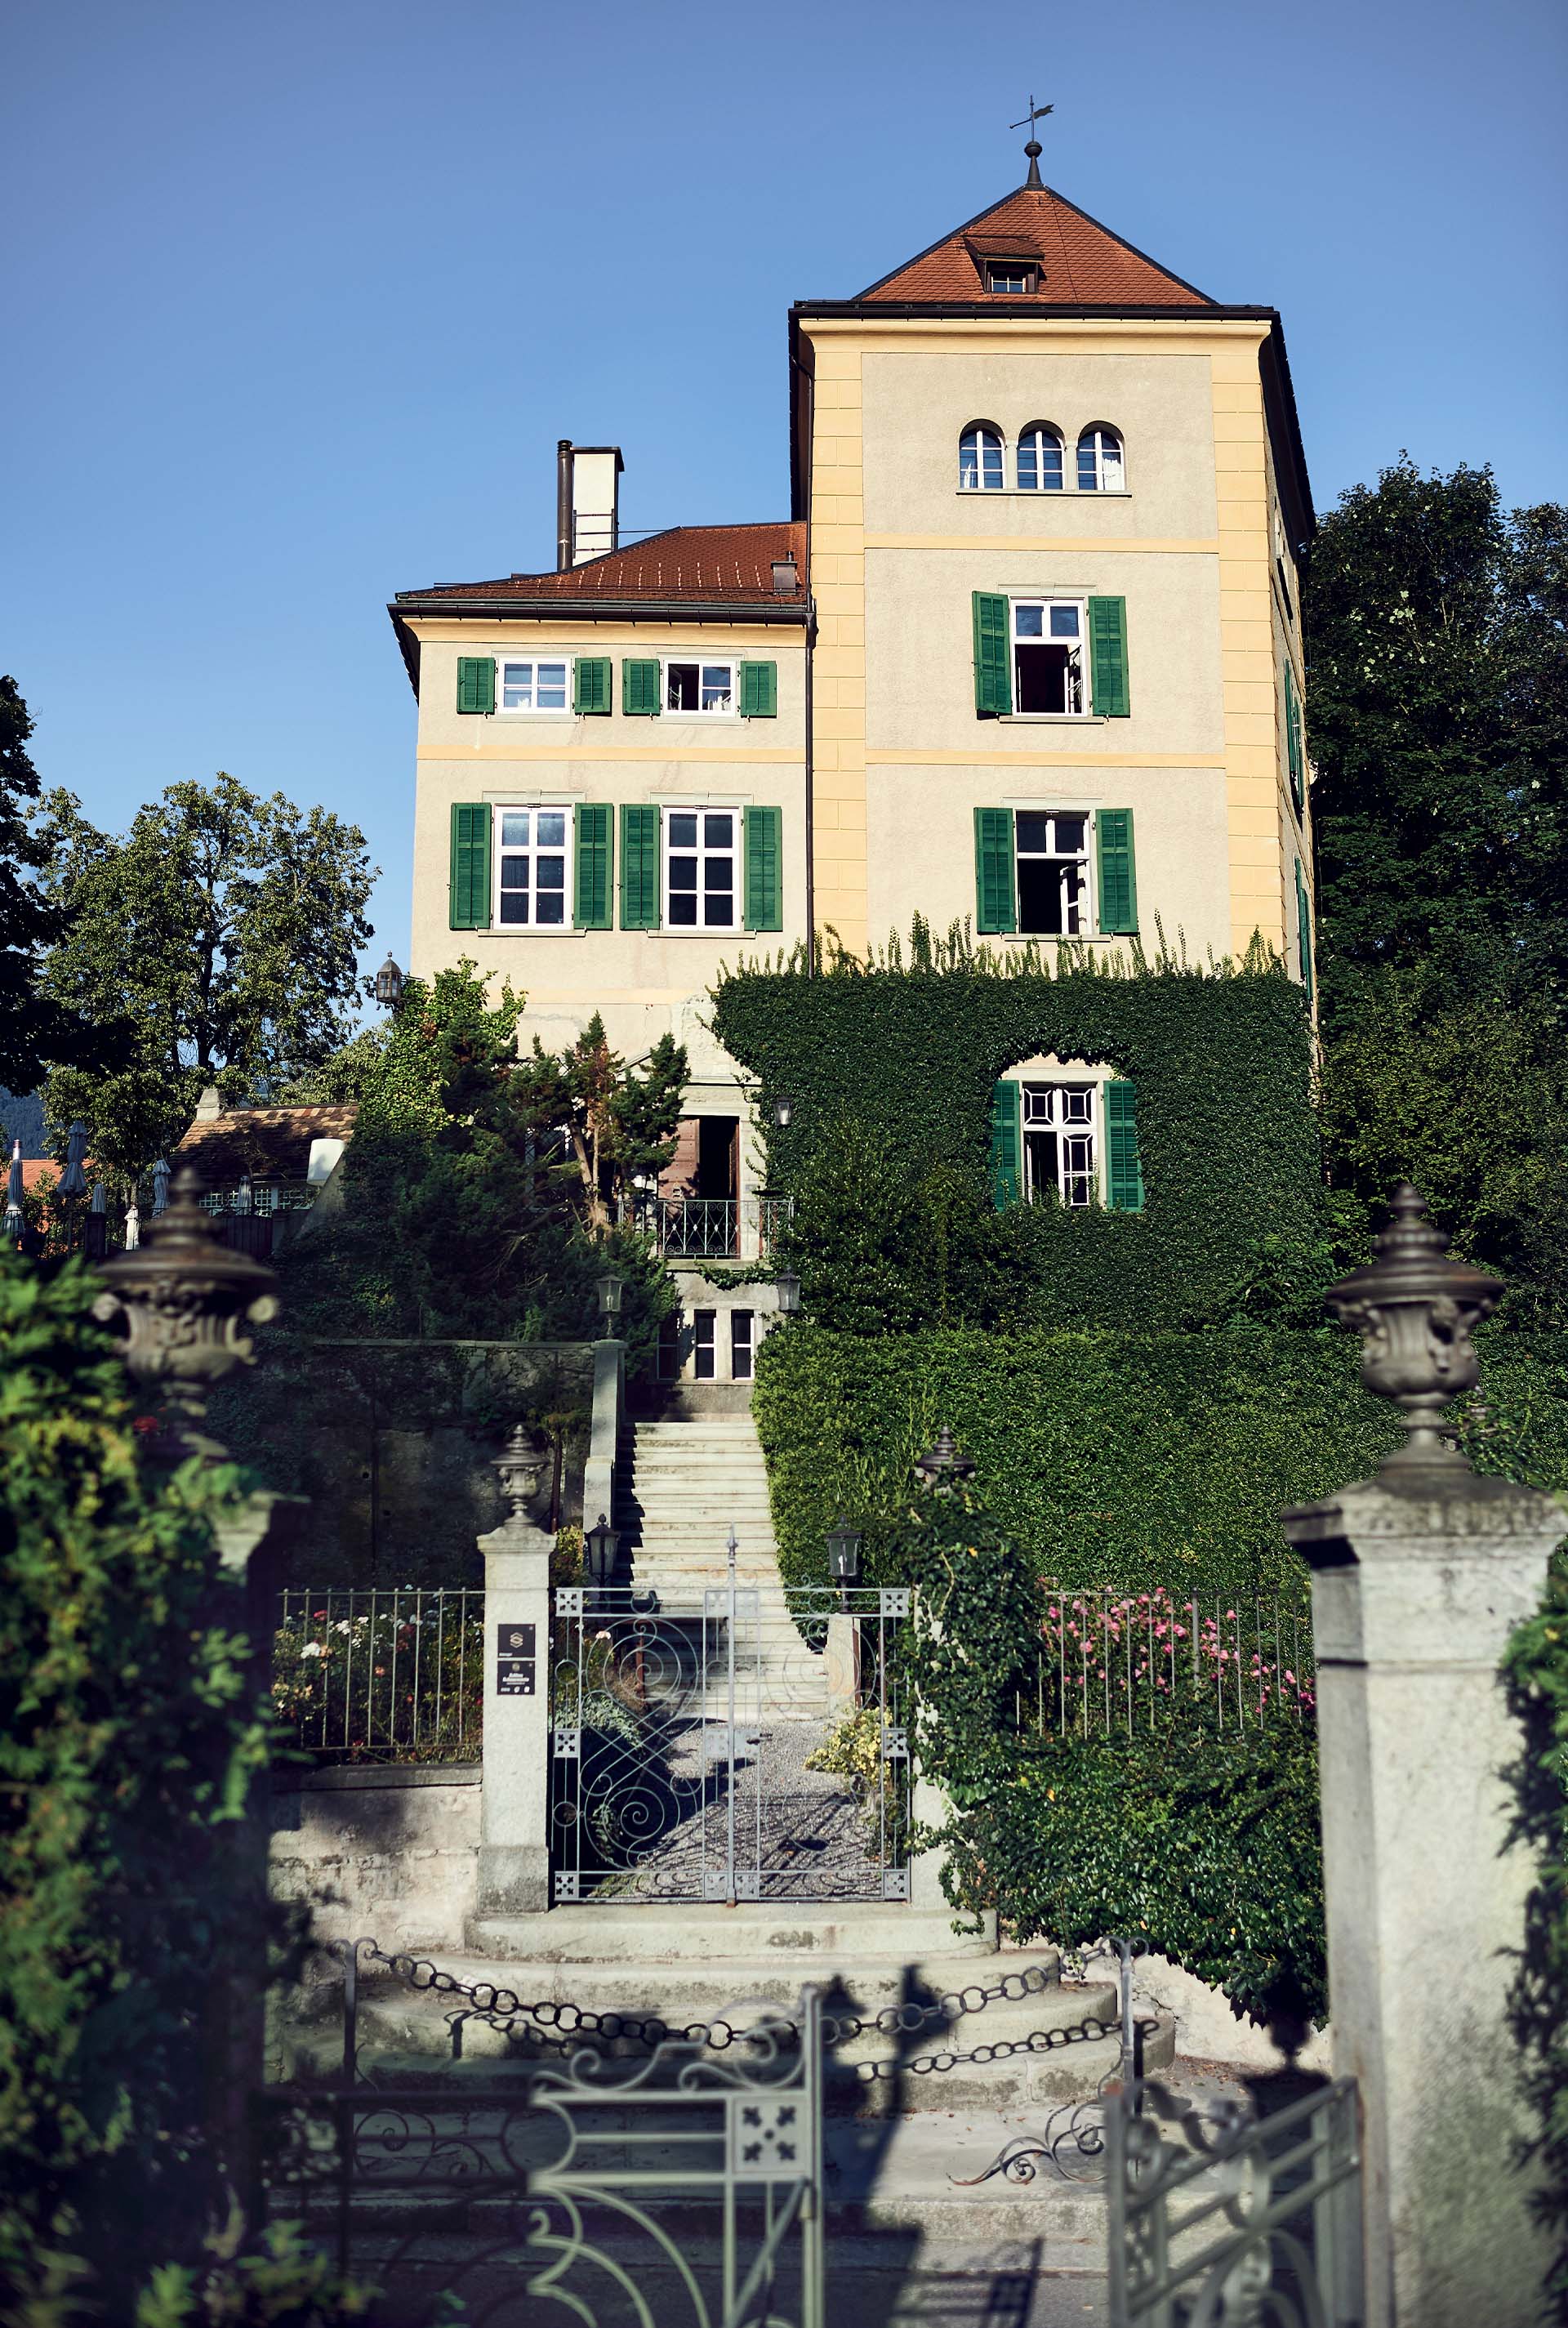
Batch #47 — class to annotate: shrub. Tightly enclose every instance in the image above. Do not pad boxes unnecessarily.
[0,1260,276,2306]
[898,1477,1325,2027]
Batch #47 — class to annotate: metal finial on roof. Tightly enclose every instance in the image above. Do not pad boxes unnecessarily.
[1009,95,1054,188]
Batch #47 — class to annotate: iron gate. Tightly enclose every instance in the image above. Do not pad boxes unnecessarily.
[550,1541,911,1903]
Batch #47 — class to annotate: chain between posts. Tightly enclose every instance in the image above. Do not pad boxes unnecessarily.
[328,1936,1130,2083]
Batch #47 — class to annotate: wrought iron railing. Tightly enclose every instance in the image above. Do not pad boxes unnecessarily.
[273,1587,484,1763]
[626,1194,793,1261]
[1108,2074,1362,2324]
[198,1181,318,1216]
[1017,1582,1316,1737]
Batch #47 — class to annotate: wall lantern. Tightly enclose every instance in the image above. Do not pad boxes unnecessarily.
[374,955,406,1010]
[826,1515,862,1585]
[774,1268,802,1318]
[773,1095,794,1129]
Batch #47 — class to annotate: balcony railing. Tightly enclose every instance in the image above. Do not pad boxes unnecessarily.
[625,1194,793,1262]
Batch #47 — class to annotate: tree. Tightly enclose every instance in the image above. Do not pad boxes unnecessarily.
[281,966,679,1373]
[1305,462,1568,1313]
[1304,459,1568,1010]
[514,1011,688,1233]
[37,774,376,1175]
[0,678,99,1095]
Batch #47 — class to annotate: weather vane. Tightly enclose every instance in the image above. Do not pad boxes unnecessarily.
[1010,95,1054,187]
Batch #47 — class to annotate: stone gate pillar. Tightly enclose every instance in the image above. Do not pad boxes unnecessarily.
[475,1428,555,1917]
[1285,1187,1561,2328]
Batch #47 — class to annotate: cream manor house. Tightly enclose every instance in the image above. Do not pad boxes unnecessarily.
[391,153,1314,1378]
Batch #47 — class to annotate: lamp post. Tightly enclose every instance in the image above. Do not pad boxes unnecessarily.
[585,1511,621,1608]
[914,1423,975,1492]
[595,1269,625,1336]
[374,954,406,1010]
[824,1514,863,1714]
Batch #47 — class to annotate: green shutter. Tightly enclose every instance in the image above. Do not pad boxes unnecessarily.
[1095,809,1138,935]
[1105,1080,1144,1212]
[743,806,782,931]
[622,658,662,716]
[972,591,1012,717]
[973,808,1017,934]
[1284,663,1304,814]
[448,802,492,930]
[1295,859,1314,1000]
[740,662,777,718]
[574,656,612,716]
[456,657,495,716]
[574,804,612,929]
[1088,597,1130,717]
[620,805,661,929]
[988,1078,1022,1209]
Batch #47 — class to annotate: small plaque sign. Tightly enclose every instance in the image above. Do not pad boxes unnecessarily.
[497,1622,537,1696]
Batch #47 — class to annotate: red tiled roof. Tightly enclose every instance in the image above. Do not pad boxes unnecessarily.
[176,1104,359,1183]
[401,522,806,609]
[856,183,1211,309]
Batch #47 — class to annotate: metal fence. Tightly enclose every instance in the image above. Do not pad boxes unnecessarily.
[1018,1583,1316,1737]
[273,1587,484,1762]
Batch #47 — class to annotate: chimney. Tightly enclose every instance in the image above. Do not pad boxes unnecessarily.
[555,440,623,569]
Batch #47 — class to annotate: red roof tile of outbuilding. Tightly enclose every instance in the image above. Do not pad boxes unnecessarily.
[855,183,1212,308]
[401,522,806,609]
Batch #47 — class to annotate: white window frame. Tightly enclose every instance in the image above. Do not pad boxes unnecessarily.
[496,655,572,716]
[1021,1081,1098,1207]
[664,659,737,718]
[985,260,1037,294]
[1076,426,1125,493]
[1014,809,1095,939]
[492,804,572,933]
[663,805,740,935]
[1011,596,1089,718]
[1016,424,1064,492]
[960,423,1005,492]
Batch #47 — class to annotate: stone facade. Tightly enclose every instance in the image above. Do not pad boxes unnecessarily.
[269,1766,481,1956]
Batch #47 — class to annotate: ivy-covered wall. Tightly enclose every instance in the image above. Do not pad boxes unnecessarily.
[711,939,1327,1329]
[754,1322,1402,1597]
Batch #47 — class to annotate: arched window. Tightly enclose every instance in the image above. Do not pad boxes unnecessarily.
[960,423,1004,492]
[1076,425,1125,492]
[1017,424,1063,492]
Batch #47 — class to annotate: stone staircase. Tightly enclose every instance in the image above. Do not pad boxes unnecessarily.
[614,1412,824,1712]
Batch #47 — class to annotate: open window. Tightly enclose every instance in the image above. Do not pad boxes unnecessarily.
[1015,811,1089,936]
[666,662,734,715]
[1022,1083,1096,1207]
[1013,599,1085,715]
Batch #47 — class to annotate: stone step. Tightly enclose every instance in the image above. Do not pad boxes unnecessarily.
[463,1905,1000,1964]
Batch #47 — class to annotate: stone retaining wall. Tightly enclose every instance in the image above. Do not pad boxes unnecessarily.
[269,1764,481,1955]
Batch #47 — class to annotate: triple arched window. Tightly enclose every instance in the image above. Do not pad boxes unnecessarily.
[959,422,1125,493]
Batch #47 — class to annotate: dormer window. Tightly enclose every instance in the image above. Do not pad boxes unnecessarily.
[985,260,1037,294]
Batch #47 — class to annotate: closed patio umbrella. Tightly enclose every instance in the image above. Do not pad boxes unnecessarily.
[59,1120,89,1199]
[4,1139,23,1242]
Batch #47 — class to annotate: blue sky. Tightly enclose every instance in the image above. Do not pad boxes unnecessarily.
[3,0,1564,974]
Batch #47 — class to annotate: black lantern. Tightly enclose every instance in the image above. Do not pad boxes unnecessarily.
[585,1511,621,1590]
[826,1514,862,1585]
[914,1423,976,1491]
[374,954,406,1010]
[774,1268,802,1318]
[773,1094,794,1130]
[596,1269,625,1329]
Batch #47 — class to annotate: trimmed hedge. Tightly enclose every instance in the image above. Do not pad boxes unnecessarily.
[712,941,1329,1330]
[754,1320,1403,1599]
